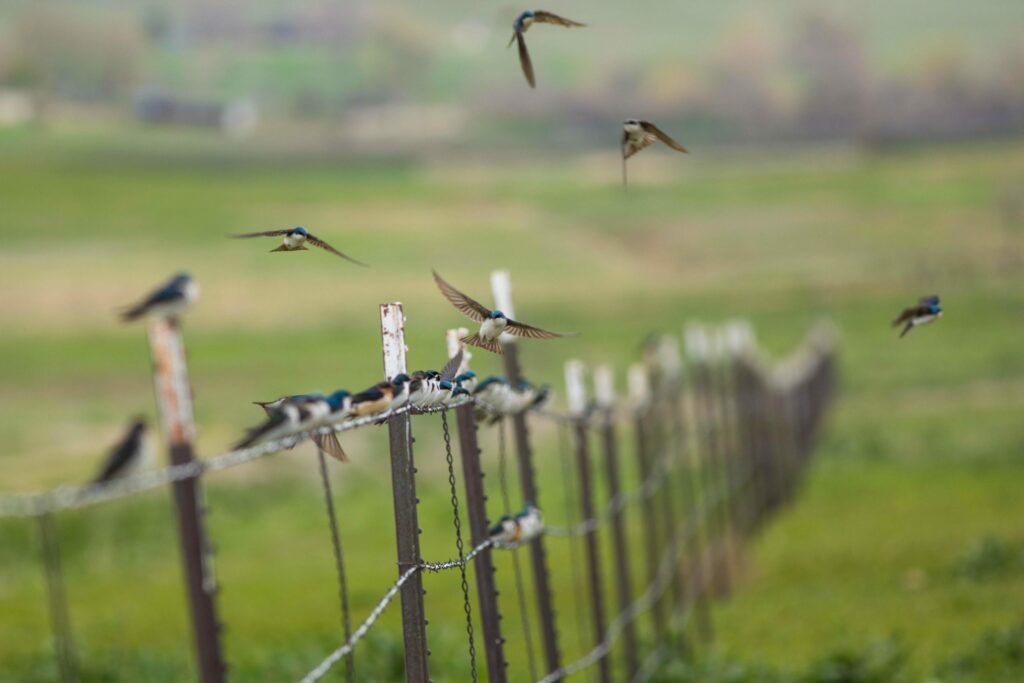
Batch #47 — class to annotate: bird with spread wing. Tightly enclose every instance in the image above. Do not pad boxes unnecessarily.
[433,270,575,354]
[508,10,586,88]
[621,119,688,187]
[231,226,367,266]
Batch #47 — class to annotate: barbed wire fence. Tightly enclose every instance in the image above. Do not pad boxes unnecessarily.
[0,270,838,683]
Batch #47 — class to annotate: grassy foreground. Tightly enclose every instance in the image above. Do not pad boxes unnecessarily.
[0,129,1022,681]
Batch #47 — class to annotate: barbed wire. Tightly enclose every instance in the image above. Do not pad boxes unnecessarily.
[297,537,494,683]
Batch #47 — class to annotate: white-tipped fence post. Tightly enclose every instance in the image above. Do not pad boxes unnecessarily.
[446,328,508,683]
[565,359,611,683]
[595,364,640,678]
[147,316,225,683]
[380,303,430,683]
[491,270,561,674]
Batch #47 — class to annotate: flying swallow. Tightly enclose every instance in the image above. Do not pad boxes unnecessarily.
[254,391,351,462]
[231,227,368,266]
[120,272,198,322]
[509,10,585,88]
[433,270,575,354]
[892,295,943,338]
[91,417,148,484]
[621,119,688,187]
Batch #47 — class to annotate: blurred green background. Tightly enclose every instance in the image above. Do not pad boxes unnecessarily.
[0,1,1023,682]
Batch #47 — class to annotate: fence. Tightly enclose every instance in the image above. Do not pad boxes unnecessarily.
[0,270,838,683]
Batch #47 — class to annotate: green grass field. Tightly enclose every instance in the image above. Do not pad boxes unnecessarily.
[0,128,1022,682]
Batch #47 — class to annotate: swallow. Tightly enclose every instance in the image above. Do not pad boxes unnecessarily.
[488,514,523,547]
[621,119,688,187]
[91,417,148,484]
[515,503,545,541]
[509,10,585,88]
[254,391,351,462]
[892,295,943,338]
[445,384,472,407]
[433,270,575,354]
[455,370,477,394]
[235,399,309,450]
[231,227,368,266]
[120,272,198,322]
[349,374,412,417]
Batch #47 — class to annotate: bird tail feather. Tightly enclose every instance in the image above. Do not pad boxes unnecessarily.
[461,333,504,355]
[899,322,913,338]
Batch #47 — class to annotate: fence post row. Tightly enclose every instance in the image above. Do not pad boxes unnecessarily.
[446,329,508,683]
[594,365,640,680]
[147,317,226,683]
[564,359,612,683]
[491,270,562,675]
[380,303,430,683]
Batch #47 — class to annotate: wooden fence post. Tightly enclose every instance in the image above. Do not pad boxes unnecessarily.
[595,365,640,679]
[446,329,508,683]
[147,317,226,683]
[491,270,561,675]
[38,514,79,683]
[565,360,611,683]
[380,303,430,683]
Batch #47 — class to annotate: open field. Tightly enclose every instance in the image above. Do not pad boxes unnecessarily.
[0,129,1022,681]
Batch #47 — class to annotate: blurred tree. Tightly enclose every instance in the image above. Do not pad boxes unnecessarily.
[786,7,872,139]
[11,7,144,122]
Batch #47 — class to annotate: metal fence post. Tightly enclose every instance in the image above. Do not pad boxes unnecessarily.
[491,270,561,675]
[595,365,639,679]
[628,365,666,644]
[38,513,79,683]
[380,303,430,683]
[147,317,226,683]
[565,360,611,683]
[446,329,508,683]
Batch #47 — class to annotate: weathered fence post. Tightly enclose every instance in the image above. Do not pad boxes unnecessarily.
[147,317,225,683]
[38,514,79,683]
[491,270,561,675]
[565,359,611,683]
[380,303,430,683]
[446,329,508,683]
[628,365,666,643]
[595,365,640,679]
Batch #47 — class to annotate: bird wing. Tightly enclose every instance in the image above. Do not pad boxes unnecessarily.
[230,229,294,238]
[892,305,927,326]
[505,318,575,340]
[440,348,464,381]
[640,121,688,153]
[433,270,491,322]
[306,233,369,266]
[515,31,536,88]
[92,426,141,483]
[622,132,656,160]
[313,432,348,463]
[461,332,504,355]
[532,11,586,27]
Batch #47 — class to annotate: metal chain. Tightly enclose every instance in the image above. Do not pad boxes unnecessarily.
[315,452,355,683]
[498,418,539,683]
[440,412,479,683]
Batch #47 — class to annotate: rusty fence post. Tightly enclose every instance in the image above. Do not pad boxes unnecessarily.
[628,364,666,647]
[492,270,561,675]
[147,317,226,683]
[446,330,508,683]
[565,360,611,683]
[595,365,640,679]
[380,303,430,683]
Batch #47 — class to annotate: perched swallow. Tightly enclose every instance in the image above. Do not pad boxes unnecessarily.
[455,370,477,394]
[254,391,351,462]
[349,374,412,417]
[91,417,148,484]
[235,400,308,450]
[488,515,522,547]
[433,270,574,354]
[509,10,585,88]
[892,295,943,338]
[621,119,688,187]
[231,227,368,266]
[515,503,545,541]
[120,272,198,322]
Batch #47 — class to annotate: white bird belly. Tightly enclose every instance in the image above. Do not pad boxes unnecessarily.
[480,317,507,341]
[284,233,306,248]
